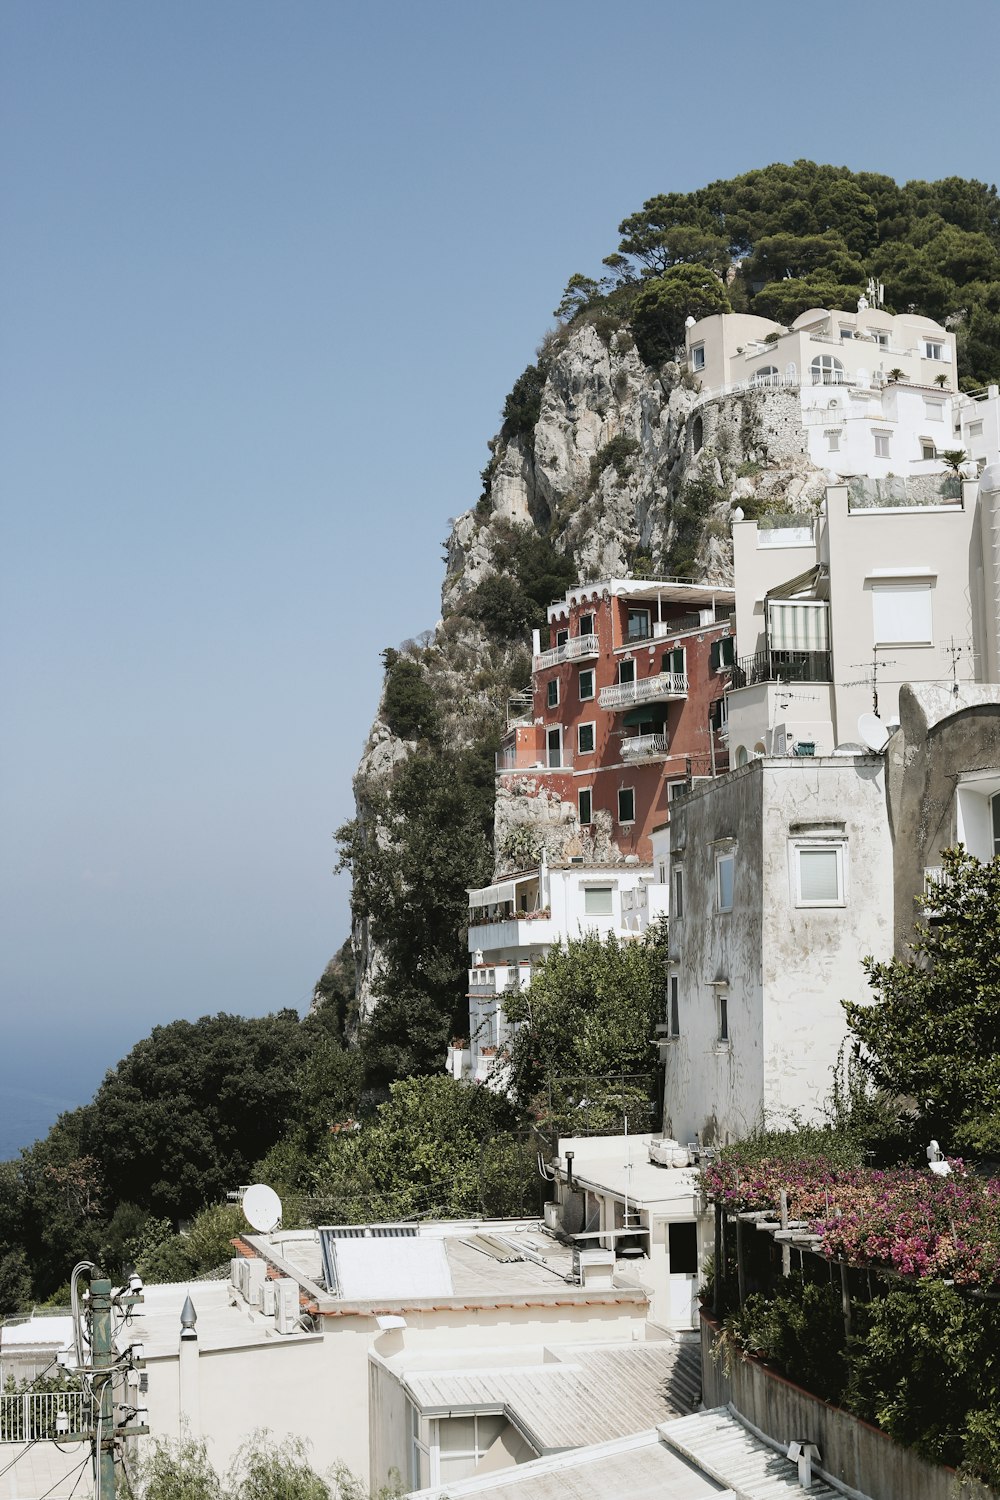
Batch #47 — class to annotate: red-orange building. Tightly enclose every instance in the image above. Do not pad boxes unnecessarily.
[498,579,735,862]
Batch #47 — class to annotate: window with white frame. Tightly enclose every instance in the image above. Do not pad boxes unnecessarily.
[716,851,735,912]
[584,884,613,916]
[993,794,1000,857]
[921,439,937,461]
[871,330,889,347]
[547,677,559,709]
[874,429,891,458]
[923,340,944,360]
[579,612,595,637]
[618,787,635,824]
[839,325,855,341]
[671,864,684,917]
[668,973,680,1037]
[924,399,944,422]
[577,721,595,754]
[627,608,651,640]
[578,787,593,825]
[969,420,984,438]
[811,354,844,385]
[618,657,636,684]
[578,667,595,700]
[826,429,841,452]
[791,839,847,907]
[871,581,933,645]
[691,343,705,371]
[668,779,687,801]
[546,726,563,768]
[556,629,569,647]
[716,988,730,1044]
[432,1414,509,1487]
[753,365,779,386]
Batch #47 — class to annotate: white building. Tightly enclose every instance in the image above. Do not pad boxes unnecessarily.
[461,855,663,1082]
[724,474,997,762]
[686,304,959,480]
[133,1218,673,1488]
[662,755,894,1147]
[955,383,1000,471]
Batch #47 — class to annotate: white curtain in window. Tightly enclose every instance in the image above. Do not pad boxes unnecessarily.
[766,600,830,652]
[871,584,932,645]
[799,848,840,901]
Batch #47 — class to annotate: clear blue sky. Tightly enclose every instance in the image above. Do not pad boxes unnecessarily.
[2,0,997,1140]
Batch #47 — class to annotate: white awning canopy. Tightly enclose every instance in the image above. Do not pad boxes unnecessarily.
[766,599,830,652]
[467,872,539,907]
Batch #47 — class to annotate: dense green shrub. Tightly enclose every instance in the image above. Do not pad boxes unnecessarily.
[380,650,439,741]
[501,363,546,442]
[632,265,731,366]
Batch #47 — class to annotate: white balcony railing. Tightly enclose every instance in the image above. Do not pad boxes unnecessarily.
[534,634,599,671]
[599,673,687,711]
[0,1391,90,1443]
[621,732,670,759]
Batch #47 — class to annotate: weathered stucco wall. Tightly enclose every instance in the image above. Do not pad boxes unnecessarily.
[702,1315,996,1500]
[665,757,892,1145]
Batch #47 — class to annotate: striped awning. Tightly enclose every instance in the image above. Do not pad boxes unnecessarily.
[766,599,830,652]
[467,872,538,906]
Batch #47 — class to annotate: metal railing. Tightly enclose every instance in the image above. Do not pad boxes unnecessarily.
[599,673,687,710]
[621,732,670,759]
[534,633,599,670]
[729,649,832,688]
[0,1391,90,1443]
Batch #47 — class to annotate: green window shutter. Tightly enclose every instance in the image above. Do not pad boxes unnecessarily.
[710,640,720,671]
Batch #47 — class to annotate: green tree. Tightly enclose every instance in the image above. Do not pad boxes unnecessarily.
[308,1075,535,1222]
[502,928,668,1132]
[380,651,439,742]
[631,265,731,366]
[843,847,1000,1154]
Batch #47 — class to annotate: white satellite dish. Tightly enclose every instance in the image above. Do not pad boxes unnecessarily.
[242,1183,282,1234]
[857,713,890,753]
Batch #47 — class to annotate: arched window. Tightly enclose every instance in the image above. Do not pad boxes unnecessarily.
[752,366,779,387]
[811,355,844,386]
[736,745,748,767]
[691,414,703,452]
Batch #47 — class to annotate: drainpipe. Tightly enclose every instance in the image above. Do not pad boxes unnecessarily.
[539,845,549,912]
[178,1295,200,1438]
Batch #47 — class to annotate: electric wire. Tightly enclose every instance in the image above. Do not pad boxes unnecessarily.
[35,1452,92,1500]
[0,1439,39,1481]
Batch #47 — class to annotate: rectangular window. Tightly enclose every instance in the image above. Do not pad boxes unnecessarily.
[925,400,944,422]
[826,429,841,452]
[992,793,1000,857]
[668,1220,698,1273]
[556,629,569,647]
[662,647,685,675]
[546,727,563,768]
[924,340,944,360]
[921,441,936,461]
[839,326,854,341]
[793,841,846,907]
[691,343,705,371]
[872,582,933,645]
[578,788,592,825]
[671,865,684,917]
[577,722,595,754]
[578,668,595,701]
[874,430,891,458]
[969,420,984,438]
[872,330,889,347]
[618,787,635,824]
[710,637,735,671]
[668,780,688,801]
[579,613,595,637]
[584,885,613,916]
[716,852,735,912]
[627,608,651,640]
[718,992,729,1043]
[618,658,635,684]
[669,975,680,1038]
[547,678,559,709]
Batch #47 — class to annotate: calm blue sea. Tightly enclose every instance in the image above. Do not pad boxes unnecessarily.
[0,1085,82,1161]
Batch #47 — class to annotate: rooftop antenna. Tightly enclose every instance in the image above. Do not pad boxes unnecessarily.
[945,636,964,696]
[242,1183,283,1234]
[846,646,897,716]
[866,275,885,307]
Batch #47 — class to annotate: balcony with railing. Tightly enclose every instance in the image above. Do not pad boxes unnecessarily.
[599,672,687,711]
[621,732,670,760]
[467,961,534,997]
[729,649,832,689]
[1,1390,90,1443]
[534,633,599,670]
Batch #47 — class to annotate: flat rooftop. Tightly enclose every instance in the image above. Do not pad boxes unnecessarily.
[241,1219,650,1315]
[128,1278,320,1358]
[558,1136,703,1212]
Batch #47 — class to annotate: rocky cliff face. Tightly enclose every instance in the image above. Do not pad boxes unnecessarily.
[347,317,827,1019]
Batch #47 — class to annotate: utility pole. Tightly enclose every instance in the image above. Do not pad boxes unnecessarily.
[67,1264,148,1499]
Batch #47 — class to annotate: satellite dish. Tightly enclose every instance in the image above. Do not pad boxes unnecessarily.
[857,713,890,752]
[242,1184,282,1234]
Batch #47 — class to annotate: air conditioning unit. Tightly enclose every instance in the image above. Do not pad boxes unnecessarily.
[274,1278,300,1335]
[241,1258,266,1306]
[230,1258,243,1290]
[543,1201,562,1232]
[261,1281,276,1316]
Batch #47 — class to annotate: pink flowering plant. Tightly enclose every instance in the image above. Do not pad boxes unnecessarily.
[702,1149,1000,1290]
